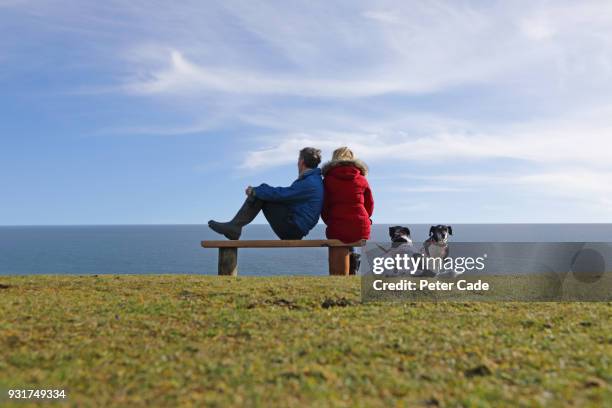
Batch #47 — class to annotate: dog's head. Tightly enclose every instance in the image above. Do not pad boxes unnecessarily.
[389,226,412,244]
[428,225,453,244]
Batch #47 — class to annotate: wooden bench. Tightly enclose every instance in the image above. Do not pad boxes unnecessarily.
[201,239,365,276]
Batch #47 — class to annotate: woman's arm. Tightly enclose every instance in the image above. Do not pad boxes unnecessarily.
[321,184,330,224]
[364,182,374,217]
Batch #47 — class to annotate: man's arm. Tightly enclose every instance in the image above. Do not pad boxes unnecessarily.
[253,179,315,202]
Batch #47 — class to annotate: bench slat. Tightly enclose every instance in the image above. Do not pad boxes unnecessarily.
[201,239,364,248]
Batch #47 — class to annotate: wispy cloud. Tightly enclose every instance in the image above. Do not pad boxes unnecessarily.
[239,108,612,169]
[387,186,473,193]
[122,50,416,98]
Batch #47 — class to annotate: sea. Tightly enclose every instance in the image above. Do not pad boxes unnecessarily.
[1,224,611,276]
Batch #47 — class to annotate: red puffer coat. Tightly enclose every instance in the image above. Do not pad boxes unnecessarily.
[321,159,374,243]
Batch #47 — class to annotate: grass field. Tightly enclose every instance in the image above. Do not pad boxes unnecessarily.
[0,275,610,407]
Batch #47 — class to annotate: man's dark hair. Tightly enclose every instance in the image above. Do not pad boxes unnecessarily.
[299,147,322,168]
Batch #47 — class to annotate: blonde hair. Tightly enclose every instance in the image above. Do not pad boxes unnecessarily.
[332,146,354,161]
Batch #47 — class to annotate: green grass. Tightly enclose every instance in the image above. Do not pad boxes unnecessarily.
[0,275,610,407]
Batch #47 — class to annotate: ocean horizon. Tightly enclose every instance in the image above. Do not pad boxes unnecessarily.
[1,224,611,276]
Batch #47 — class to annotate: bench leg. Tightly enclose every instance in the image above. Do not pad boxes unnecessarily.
[328,247,350,276]
[218,248,238,276]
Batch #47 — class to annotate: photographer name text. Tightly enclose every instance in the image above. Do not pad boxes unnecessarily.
[372,279,489,291]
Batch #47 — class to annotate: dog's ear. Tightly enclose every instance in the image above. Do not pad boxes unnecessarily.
[404,227,411,237]
[447,225,453,235]
[389,226,395,238]
[429,226,435,236]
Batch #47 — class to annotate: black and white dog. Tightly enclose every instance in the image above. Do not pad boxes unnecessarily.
[422,225,453,275]
[389,226,412,246]
[369,226,415,276]
[384,226,430,276]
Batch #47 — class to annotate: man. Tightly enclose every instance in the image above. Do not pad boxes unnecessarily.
[208,147,324,240]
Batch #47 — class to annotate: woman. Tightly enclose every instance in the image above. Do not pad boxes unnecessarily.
[321,147,374,274]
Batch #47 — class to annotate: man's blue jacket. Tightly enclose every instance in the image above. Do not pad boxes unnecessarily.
[253,168,323,236]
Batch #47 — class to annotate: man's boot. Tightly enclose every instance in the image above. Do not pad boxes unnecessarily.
[208,197,263,240]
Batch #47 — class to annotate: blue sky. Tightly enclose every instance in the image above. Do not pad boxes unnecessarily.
[1,0,612,225]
